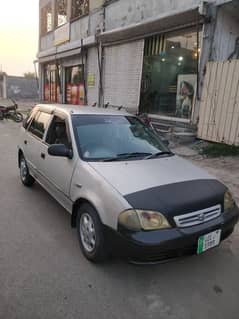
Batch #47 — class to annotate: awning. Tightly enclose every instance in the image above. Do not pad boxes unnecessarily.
[98,7,204,45]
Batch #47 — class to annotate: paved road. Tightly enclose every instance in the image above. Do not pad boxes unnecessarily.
[1,121,239,319]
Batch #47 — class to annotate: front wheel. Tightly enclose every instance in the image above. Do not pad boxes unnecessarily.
[76,203,109,263]
[13,112,23,123]
[19,155,35,187]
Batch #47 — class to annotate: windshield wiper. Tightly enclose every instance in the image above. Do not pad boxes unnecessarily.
[144,151,173,160]
[101,152,152,162]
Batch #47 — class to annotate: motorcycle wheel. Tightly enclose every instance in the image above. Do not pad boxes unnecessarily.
[13,112,23,123]
[0,111,3,120]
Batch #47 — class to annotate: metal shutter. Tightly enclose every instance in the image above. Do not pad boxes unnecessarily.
[87,47,99,106]
[103,40,144,112]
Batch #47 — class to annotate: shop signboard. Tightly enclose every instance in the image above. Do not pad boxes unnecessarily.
[87,73,96,88]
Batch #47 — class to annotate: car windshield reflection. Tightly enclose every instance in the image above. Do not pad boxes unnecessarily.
[72,115,172,162]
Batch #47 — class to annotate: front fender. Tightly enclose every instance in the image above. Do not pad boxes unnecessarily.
[70,162,131,230]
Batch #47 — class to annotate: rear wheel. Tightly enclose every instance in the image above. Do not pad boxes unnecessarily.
[76,203,108,263]
[19,155,35,187]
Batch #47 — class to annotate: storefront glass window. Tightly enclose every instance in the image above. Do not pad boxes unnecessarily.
[65,65,85,105]
[140,29,201,119]
[44,67,50,101]
[43,65,61,103]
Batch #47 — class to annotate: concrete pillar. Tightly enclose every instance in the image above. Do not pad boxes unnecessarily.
[192,4,218,124]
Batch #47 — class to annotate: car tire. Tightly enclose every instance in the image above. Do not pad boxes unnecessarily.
[76,203,108,263]
[19,155,35,187]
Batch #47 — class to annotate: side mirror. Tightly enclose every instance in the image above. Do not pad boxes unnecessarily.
[48,144,73,159]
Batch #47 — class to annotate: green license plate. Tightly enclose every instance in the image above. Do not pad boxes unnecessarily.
[197,229,222,254]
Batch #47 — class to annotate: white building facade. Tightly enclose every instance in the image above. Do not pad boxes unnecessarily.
[38,0,239,131]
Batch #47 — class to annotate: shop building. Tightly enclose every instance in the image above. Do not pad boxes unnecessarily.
[38,0,102,107]
[38,0,239,142]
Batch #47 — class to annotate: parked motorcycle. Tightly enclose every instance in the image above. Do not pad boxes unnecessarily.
[0,99,23,123]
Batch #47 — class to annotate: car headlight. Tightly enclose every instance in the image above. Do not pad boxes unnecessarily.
[224,191,235,211]
[118,210,171,231]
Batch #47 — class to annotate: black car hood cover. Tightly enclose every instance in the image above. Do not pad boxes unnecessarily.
[124,179,226,222]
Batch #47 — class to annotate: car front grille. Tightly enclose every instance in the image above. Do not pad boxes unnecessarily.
[174,204,222,228]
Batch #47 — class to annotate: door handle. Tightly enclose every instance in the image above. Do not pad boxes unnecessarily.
[41,153,45,159]
[24,140,27,145]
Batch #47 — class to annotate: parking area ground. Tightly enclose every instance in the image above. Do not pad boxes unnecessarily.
[0,120,239,319]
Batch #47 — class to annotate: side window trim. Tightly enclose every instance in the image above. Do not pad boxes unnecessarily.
[28,111,52,141]
[44,114,59,145]
[28,111,41,137]
[42,113,54,143]
[56,113,72,147]
[24,107,39,131]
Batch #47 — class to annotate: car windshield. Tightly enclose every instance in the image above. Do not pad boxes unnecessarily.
[72,115,172,161]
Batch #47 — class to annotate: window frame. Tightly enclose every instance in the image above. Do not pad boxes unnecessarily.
[40,2,53,36]
[55,0,68,28]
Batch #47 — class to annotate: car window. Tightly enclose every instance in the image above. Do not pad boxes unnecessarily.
[46,115,70,147]
[28,111,52,139]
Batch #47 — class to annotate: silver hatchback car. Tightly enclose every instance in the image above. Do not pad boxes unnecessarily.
[18,104,239,263]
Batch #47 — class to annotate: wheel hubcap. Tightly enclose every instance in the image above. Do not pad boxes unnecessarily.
[80,213,96,253]
[20,159,27,181]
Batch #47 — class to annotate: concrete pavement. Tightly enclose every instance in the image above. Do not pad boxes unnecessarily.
[0,120,239,319]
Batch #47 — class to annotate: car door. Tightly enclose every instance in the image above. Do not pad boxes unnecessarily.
[24,110,52,177]
[37,112,78,212]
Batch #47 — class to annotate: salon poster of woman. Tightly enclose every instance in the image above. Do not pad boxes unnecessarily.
[176,74,197,119]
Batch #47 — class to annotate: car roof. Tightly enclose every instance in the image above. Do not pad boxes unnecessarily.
[35,103,133,117]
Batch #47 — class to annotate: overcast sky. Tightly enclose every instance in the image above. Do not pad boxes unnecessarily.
[0,0,38,76]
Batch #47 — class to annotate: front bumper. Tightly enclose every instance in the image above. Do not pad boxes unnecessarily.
[104,207,239,263]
